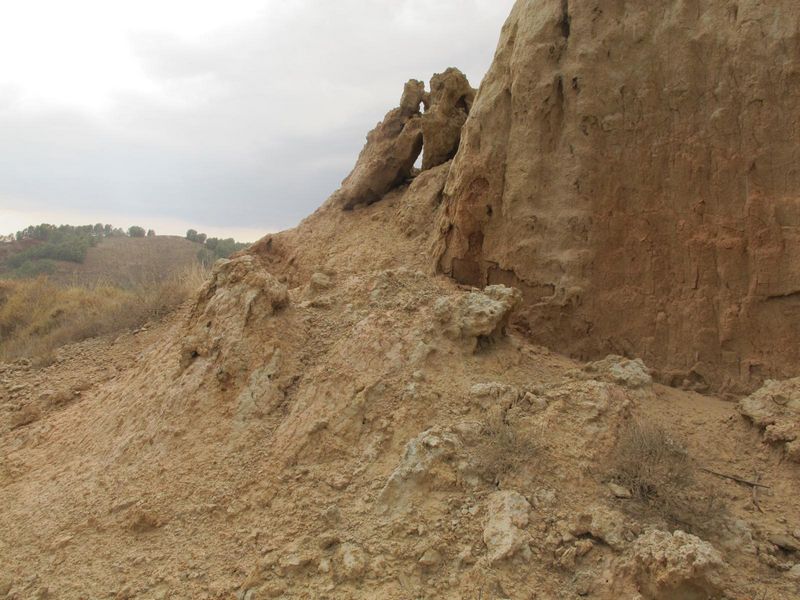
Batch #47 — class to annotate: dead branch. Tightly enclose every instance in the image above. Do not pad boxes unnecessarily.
[700,467,770,489]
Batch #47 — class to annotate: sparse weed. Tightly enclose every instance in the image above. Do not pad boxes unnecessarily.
[473,412,539,485]
[610,419,725,532]
[611,419,693,504]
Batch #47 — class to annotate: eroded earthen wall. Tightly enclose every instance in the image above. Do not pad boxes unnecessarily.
[434,0,800,392]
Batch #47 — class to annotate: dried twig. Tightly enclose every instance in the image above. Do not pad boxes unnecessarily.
[700,467,770,489]
[752,471,763,512]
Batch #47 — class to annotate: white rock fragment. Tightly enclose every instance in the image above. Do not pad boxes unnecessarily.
[582,355,652,389]
[377,427,466,514]
[483,490,532,563]
[630,530,725,597]
[739,377,800,462]
[434,285,521,351]
[336,543,366,581]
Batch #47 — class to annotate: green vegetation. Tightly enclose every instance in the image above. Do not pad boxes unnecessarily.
[9,226,98,267]
[5,222,165,278]
[10,259,58,278]
[185,229,249,266]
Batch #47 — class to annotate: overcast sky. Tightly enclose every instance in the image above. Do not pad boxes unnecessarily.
[0,0,514,241]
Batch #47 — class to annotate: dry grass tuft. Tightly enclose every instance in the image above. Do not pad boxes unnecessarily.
[0,263,208,365]
[473,413,539,485]
[611,419,693,504]
[610,419,725,532]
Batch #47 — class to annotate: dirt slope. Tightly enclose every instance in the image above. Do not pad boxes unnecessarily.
[1,1,800,599]
[1,173,799,599]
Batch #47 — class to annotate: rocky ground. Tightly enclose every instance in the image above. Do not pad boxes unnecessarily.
[3,1,800,597]
[1,177,799,599]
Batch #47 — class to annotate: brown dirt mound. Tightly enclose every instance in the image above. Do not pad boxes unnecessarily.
[2,2,800,599]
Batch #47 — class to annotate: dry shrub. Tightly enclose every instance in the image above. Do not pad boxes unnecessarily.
[612,420,693,503]
[0,264,208,364]
[611,419,724,532]
[473,412,539,485]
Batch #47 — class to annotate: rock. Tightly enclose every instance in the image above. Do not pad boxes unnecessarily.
[113,586,131,600]
[469,382,520,409]
[336,543,366,581]
[581,356,652,389]
[377,427,467,514]
[434,285,521,351]
[740,378,800,462]
[333,80,425,210]
[522,392,548,413]
[629,530,725,598]
[318,557,332,574]
[322,505,341,526]
[607,483,632,499]
[9,404,40,429]
[788,564,800,581]
[558,545,577,569]
[262,583,286,598]
[574,540,594,557]
[332,68,475,210]
[573,570,595,596]
[180,255,289,372]
[310,272,332,292]
[433,0,800,392]
[483,490,531,563]
[768,533,800,553]
[418,548,442,568]
[570,506,635,551]
[278,550,312,575]
[420,68,475,170]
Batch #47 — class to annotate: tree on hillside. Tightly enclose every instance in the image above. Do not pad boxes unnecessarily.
[104,224,113,236]
[146,229,156,238]
[198,237,249,266]
[197,232,207,244]
[186,229,199,242]
[128,226,146,238]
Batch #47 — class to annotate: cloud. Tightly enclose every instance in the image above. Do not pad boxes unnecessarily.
[0,0,515,236]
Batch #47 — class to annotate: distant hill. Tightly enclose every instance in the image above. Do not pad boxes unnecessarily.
[49,235,202,287]
[0,235,202,287]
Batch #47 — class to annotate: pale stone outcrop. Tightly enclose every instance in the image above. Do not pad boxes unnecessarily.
[434,284,521,351]
[629,530,725,599]
[420,68,475,170]
[333,70,475,210]
[334,80,426,210]
[483,490,532,563]
[581,355,653,390]
[740,377,800,462]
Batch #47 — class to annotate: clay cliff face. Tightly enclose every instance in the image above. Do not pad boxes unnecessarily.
[433,0,800,392]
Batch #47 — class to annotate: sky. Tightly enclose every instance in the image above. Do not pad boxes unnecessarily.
[0,0,515,241]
